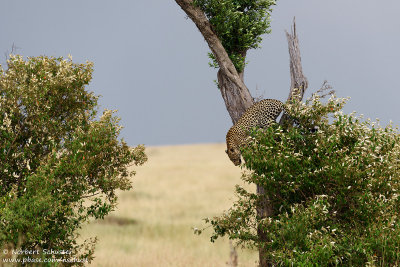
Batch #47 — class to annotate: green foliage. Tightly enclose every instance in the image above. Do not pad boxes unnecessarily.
[193,0,276,72]
[208,93,400,266]
[0,55,147,265]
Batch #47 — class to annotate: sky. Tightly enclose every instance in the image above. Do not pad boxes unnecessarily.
[1,0,399,146]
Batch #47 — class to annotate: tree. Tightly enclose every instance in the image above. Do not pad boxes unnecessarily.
[175,1,307,266]
[208,92,400,265]
[0,55,147,265]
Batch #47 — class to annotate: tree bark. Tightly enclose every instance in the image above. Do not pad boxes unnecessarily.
[175,0,254,123]
[217,68,254,123]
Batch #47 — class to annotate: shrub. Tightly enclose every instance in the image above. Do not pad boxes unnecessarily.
[0,55,147,265]
[208,92,400,266]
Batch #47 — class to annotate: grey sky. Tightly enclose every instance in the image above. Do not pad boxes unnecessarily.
[1,1,399,146]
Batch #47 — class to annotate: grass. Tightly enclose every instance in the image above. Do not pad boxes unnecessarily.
[79,143,258,266]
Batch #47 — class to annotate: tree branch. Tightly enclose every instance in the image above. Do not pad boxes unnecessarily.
[279,17,308,126]
[175,0,239,84]
[175,0,254,122]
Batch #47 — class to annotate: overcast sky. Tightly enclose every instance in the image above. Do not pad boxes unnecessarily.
[1,1,399,146]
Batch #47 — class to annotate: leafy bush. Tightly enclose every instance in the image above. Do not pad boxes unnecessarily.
[193,0,276,72]
[0,55,147,265]
[208,93,400,266]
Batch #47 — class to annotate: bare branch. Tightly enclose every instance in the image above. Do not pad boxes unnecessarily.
[313,80,335,100]
[285,17,308,102]
[279,17,308,126]
[3,42,21,67]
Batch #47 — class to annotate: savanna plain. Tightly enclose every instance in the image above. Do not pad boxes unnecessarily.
[80,143,258,267]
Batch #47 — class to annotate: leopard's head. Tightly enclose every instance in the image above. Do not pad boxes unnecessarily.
[225,145,241,166]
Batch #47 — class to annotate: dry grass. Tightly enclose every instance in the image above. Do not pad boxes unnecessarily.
[79,143,258,267]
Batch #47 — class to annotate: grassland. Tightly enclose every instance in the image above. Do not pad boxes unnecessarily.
[79,143,258,267]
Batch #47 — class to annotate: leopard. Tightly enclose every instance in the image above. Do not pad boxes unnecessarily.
[225,99,284,166]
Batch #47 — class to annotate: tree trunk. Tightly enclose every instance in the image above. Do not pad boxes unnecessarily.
[257,18,309,267]
[256,186,274,267]
[217,51,254,124]
[217,69,254,123]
